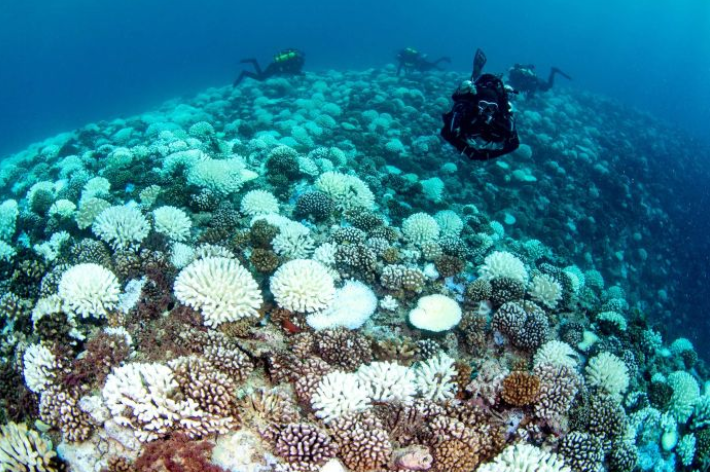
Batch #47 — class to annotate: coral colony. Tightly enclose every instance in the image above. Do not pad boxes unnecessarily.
[0,66,706,472]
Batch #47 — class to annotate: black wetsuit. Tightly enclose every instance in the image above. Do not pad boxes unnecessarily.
[234,49,305,86]
[396,48,451,76]
[508,64,571,97]
[440,74,520,161]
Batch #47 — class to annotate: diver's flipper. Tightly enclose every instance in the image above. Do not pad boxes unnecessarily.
[551,67,572,81]
[472,49,487,80]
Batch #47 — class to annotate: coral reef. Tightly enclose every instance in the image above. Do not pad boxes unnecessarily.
[0,67,704,472]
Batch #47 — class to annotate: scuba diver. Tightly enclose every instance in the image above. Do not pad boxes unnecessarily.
[440,49,520,161]
[396,48,451,76]
[507,64,571,97]
[233,49,305,86]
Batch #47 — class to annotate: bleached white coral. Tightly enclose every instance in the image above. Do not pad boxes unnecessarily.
[306,280,377,330]
[667,371,700,424]
[82,177,111,199]
[408,294,461,332]
[478,251,528,284]
[357,362,416,404]
[33,231,70,262]
[92,205,151,250]
[670,338,694,355]
[174,257,263,327]
[477,443,571,472]
[240,190,279,216]
[118,277,147,315]
[402,212,440,246]
[0,240,16,262]
[533,340,580,369]
[58,263,120,319]
[272,223,314,259]
[153,206,192,242]
[314,171,375,211]
[596,311,627,331]
[585,352,629,400]
[270,259,335,313]
[187,157,248,196]
[75,197,111,230]
[23,344,59,394]
[379,295,399,312]
[0,422,58,472]
[420,177,444,203]
[563,265,585,292]
[311,371,371,423]
[434,210,463,237]
[0,199,18,242]
[171,242,195,269]
[31,295,63,325]
[313,242,338,266]
[529,273,562,309]
[414,352,457,401]
[102,363,181,442]
[48,199,76,218]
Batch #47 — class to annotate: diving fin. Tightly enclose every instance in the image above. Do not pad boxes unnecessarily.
[472,49,487,80]
[551,67,572,81]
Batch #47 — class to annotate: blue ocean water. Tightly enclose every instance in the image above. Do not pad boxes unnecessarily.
[7,0,708,340]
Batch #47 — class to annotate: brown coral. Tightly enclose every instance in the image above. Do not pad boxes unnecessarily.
[134,434,227,472]
[269,423,338,465]
[314,329,373,371]
[501,371,541,407]
[250,248,280,273]
[329,414,393,472]
[39,385,93,442]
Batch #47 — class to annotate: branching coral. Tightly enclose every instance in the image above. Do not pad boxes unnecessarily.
[174,256,263,327]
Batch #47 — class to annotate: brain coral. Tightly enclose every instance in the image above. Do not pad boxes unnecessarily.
[408,294,462,332]
[58,263,120,318]
[174,256,263,327]
[270,259,335,313]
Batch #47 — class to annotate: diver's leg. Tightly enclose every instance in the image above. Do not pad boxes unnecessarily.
[434,56,451,65]
[234,71,260,86]
[240,58,263,76]
[545,67,572,90]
